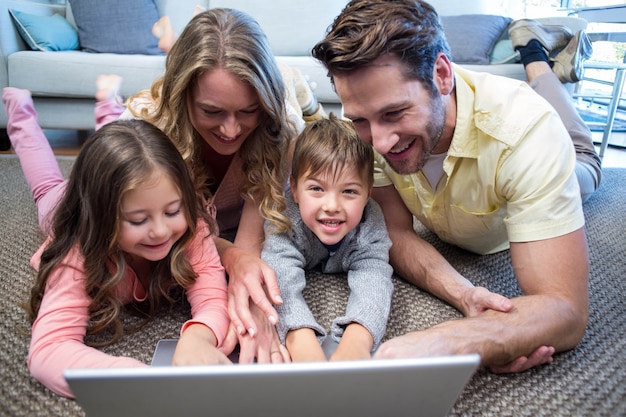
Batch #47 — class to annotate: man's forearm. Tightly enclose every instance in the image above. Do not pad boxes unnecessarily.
[377,293,586,366]
[388,228,475,314]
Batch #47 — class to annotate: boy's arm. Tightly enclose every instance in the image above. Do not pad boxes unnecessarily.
[286,328,327,362]
[330,323,373,361]
[331,200,394,350]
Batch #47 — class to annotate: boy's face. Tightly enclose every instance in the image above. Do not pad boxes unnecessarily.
[291,166,371,246]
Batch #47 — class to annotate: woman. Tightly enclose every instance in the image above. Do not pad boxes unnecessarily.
[96,8,306,362]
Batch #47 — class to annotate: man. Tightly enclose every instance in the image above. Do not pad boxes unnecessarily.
[312,0,600,372]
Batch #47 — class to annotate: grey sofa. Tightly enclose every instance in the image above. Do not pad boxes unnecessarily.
[0,0,586,150]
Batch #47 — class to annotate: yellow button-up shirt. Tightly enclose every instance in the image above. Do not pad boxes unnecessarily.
[374,64,584,255]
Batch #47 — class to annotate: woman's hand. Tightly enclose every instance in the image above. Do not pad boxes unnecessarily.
[172,323,232,365]
[221,245,282,336]
[219,305,290,364]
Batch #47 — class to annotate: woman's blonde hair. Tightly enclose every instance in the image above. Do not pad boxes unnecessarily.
[130,8,295,231]
[25,120,215,346]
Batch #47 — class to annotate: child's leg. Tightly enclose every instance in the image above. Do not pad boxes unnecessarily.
[152,6,206,54]
[94,75,125,131]
[2,88,67,235]
[152,16,177,54]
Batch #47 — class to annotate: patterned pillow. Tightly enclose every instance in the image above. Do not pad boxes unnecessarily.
[441,15,513,65]
[68,0,164,55]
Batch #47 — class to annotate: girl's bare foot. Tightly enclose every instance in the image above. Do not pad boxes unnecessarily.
[95,75,123,102]
[193,5,207,16]
[152,16,176,53]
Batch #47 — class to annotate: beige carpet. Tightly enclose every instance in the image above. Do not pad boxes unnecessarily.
[1,155,624,416]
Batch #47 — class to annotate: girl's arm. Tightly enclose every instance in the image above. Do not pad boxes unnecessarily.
[175,221,231,365]
[28,260,146,398]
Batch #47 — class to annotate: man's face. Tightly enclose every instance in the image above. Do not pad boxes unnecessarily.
[335,54,447,175]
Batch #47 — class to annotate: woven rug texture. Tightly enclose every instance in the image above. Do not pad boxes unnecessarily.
[0,155,624,416]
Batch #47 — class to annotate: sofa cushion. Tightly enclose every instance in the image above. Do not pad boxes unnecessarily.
[68,0,164,55]
[8,9,78,52]
[441,14,512,64]
[8,51,166,98]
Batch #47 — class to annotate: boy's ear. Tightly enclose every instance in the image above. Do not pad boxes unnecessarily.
[289,176,299,203]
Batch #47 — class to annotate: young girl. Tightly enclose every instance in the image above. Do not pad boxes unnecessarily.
[3,88,230,398]
[261,115,394,362]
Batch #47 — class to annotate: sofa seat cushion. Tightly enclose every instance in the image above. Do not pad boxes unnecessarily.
[8,51,166,98]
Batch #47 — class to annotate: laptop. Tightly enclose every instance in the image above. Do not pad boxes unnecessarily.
[65,339,480,417]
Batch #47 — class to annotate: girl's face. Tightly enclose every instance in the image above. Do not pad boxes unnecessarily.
[118,170,188,262]
[188,68,262,156]
[291,166,371,246]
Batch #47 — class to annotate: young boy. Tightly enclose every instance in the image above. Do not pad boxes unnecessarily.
[261,114,393,362]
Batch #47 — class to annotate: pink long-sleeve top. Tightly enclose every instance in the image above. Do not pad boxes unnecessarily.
[28,220,229,398]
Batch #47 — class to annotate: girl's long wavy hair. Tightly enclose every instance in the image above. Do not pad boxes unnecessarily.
[131,8,295,232]
[24,120,216,346]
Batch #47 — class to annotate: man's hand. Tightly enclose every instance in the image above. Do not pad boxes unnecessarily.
[459,287,556,373]
[489,346,555,373]
[460,286,513,317]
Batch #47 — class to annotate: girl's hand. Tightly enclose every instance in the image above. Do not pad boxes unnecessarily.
[172,324,232,365]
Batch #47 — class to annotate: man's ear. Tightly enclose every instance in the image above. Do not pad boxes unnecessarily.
[433,52,454,96]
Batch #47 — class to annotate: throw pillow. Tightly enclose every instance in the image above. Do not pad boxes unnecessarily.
[8,9,79,52]
[441,15,513,65]
[490,39,520,64]
[68,0,164,55]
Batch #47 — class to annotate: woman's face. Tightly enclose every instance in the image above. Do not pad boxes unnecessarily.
[188,68,262,156]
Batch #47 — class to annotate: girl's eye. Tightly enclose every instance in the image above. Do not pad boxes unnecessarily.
[166,208,182,217]
[128,219,147,226]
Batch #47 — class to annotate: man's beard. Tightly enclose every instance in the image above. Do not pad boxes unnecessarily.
[384,95,445,175]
